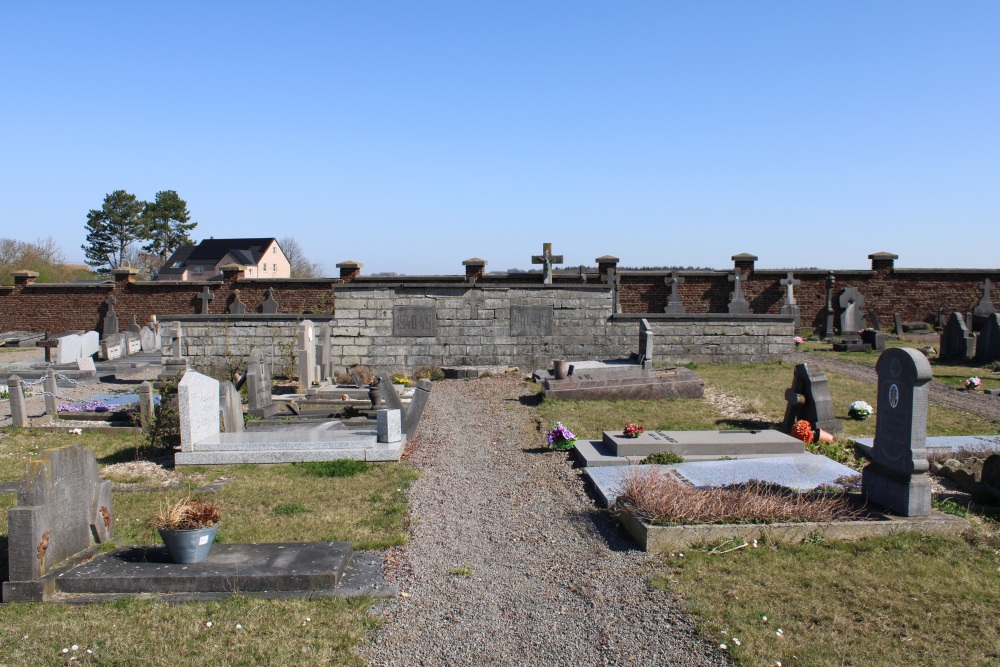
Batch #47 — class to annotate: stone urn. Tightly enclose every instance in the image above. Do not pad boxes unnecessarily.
[553,359,569,380]
[368,382,383,409]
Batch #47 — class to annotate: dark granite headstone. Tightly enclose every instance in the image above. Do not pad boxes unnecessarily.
[939,312,975,360]
[261,287,279,314]
[393,306,437,337]
[510,306,553,337]
[894,312,903,337]
[861,348,933,516]
[975,313,1000,363]
[861,329,887,351]
[982,455,1000,499]
[3,445,113,601]
[637,319,654,369]
[727,268,750,315]
[823,272,836,339]
[938,307,947,330]
[868,308,882,332]
[102,295,119,339]
[664,271,686,314]
[780,363,843,435]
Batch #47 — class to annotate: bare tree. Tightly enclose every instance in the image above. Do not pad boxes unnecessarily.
[278,236,325,278]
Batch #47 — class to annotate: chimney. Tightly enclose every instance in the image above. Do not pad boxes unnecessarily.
[336,260,363,282]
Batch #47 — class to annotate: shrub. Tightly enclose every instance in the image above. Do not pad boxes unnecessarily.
[643,451,685,465]
[294,460,371,477]
[413,364,445,381]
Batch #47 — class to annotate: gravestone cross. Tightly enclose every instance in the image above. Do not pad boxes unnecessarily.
[196,286,213,314]
[171,321,183,358]
[602,270,621,314]
[974,278,996,318]
[261,287,279,314]
[779,271,801,331]
[861,348,933,516]
[102,295,119,339]
[824,272,836,338]
[229,289,246,315]
[467,289,480,319]
[531,243,564,285]
[663,271,686,314]
[127,314,141,335]
[838,287,865,340]
[246,347,273,416]
[727,268,750,315]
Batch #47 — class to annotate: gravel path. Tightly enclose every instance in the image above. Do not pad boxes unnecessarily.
[362,376,728,667]
[791,351,1000,422]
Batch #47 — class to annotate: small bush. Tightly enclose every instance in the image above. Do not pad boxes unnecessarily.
[348,365,375,385]
[295,460,371,477]
[643,451,685,465]
[807,438,865,470]
[273,502,310,515]
[413,364,445,381]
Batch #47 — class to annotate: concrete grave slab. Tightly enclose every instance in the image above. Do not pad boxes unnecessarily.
[543,367,704,401]
[603,429,804,458]
[854,435,1000,458]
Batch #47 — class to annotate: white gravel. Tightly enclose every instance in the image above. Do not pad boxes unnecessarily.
[361,376,729,666]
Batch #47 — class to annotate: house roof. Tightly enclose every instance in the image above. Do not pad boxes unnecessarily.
[185,238,277,264]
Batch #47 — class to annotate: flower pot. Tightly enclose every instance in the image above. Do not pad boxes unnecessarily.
[158,525,219,564]
[553,359,569,380]
[817,429,835,444]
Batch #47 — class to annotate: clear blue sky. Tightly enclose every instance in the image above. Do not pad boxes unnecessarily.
[2,2,998,274]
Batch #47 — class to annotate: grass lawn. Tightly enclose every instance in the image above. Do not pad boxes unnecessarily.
[0,427,416,665]
[538,395,726,439]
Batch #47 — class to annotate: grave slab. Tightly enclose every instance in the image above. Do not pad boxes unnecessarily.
[854,435,1000,458]
[603,429,804,458]
[543,367,704,401]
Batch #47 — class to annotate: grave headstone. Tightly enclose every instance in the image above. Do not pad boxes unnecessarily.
[246,347,273,416]
[171,321,184,358]
[9,375,29,427]
[938,307,947,330]
[663,271,686,314]
[140,326,156,352]
[727,268,750,315]
[178,371,221,451]
[861,329,887,351]
[531,242,563,285]
[511,306,553,336]
[939,312,975,360]
[229,289,247,315]
[101,333,124,361]
[2,445,113,602]
[320,322,332,381]
[780,363,843,435]
[466,289,480,319]
[403,379,432,440]
[965,312,974,333]
[779,272,801,332]
[126,332,141,355]
[894,312,903,337]
[43,367,57,417]
[868,308,882,332]
[376,372,406,414]
[77,357,96,372]
[838,287,865,340]
[861,348,933,516]
[297,320,316,392]
[151,320,162,348]
[393,306,437,337]
[261,287,280,314]
[823,272,836,339]
[127,315,141,335]
[975,313,1000,363]
[637,319,654,369]
[973,278,996,319]
[982,455,1000,499]
[377,409,402,443]
[55,334,83,364]
[196,286,214,314]
[80,331,100,360]
[601,271,621,314]
[219,382,244,433]
[139,381,154,430]
[102,295,119,339]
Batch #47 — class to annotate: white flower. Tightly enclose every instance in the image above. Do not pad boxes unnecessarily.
[236,624,243,629]
[761,615,768,622]
[62,648,69,654]
[71,645,79,651]
[205,621,213,628]
[733,638,741,646]
[719,644,728,650]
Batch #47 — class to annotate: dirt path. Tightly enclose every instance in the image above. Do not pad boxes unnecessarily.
[362,376,728,667]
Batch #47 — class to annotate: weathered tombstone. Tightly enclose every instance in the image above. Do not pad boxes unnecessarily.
[102,295,119,339]
[965,312,974,333]
[868,308,882,332]
[43,367,57,417]
[320,322,332,381]
[663,271,686,314]
[178,371,221,451]
[894,312,904,337]
[975,313,1000,363]
[246,347,273,416]
[2,445,113,602]
[160,321,189,377]
[861,329,887,351]
[531,242,563,285]
[939,312,975,360]
[376,372,406,414]
[861,348,933,516]
[727,268,750,315]
[139,326,156,352]
[838,287,865,340]
[780,363,843,435]
[229,289,247,315]
[938,307,947,330]
[171,321,184,358]
[100,333,124,361]
[9,375,30,427]
[139,381,154,430]
[126,332,141,355]
[637,319,654,369]
[973,278,996,320]
[982,455,1000,500]
[377,409,402,443]
[79,331,100,359]
[219,382,244,433]
[77,357,96,372]
[823,272,836,339]
[196,286,214,314]
[297,320,316,392]
[127,314,141,335]
[601,271,621,314]
[779,272,801,332]
[56,334,83,364]
[261,286,280,314]
[402,379,432,440]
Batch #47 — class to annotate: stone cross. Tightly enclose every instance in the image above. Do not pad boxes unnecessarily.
[602,271,621,314]
[780,272,800,306]
[229,289,246,315]
[663,271,686,314]
[171,321,183,358]
[531,243,564,285]
[974,278,996,317]
[824,272,836,339]
[467,289,480,319]
[727,268,750,315]
[196,286,213,314]
[261,287,279,314]
[102,295,119,339]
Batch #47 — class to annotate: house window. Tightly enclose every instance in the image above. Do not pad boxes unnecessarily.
[273,263,276,272]
[263,264,267,272]
[248,268,253,276]
[194,266,204,274]
[272,247,276,254]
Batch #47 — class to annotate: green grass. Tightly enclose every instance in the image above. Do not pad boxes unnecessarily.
[295,459,372,477]
[538,397,726,439]
[656,529,1000,667]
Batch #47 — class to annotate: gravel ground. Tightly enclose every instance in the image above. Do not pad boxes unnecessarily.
[790,351,1000,422]
[361,376,729,667]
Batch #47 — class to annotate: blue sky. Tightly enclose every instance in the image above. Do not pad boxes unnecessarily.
[2,2,998,274]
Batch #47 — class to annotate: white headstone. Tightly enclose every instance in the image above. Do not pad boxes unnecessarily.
[178,371,220,451]
[377,409,402,443]
[139,326,156,352]
[79,331,100,359]
[126,333,141,355]
[297,320,316,392]
[76,357,96,372]
[101,334,123,360]
[55,334,83,364]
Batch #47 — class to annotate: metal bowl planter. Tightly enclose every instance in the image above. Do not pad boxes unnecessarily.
[158,525,220,564]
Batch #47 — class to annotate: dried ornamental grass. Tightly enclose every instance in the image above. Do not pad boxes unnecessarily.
[618,469,863,526]
[151,497,220,531]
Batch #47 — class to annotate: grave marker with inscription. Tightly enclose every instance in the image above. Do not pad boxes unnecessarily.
[939,312,975,360]
[393,306,437,337]
[663,271,686,314]
[727,268,750,315]
[510,305,553,337]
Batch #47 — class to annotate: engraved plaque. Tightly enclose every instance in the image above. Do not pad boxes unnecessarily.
[393,306,437,337]
[510,305,553,337]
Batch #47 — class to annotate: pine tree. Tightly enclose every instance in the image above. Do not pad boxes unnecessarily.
[142,190,197,263]
[81,190,147,272]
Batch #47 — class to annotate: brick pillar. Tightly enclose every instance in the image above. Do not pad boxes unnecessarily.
[596,255,620,278]
[337,260,363,282]
[868,252,898,272]
[111,267,139,285]
[462,258,487,282]
[732,253,758,273]
[12,270,39,287]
